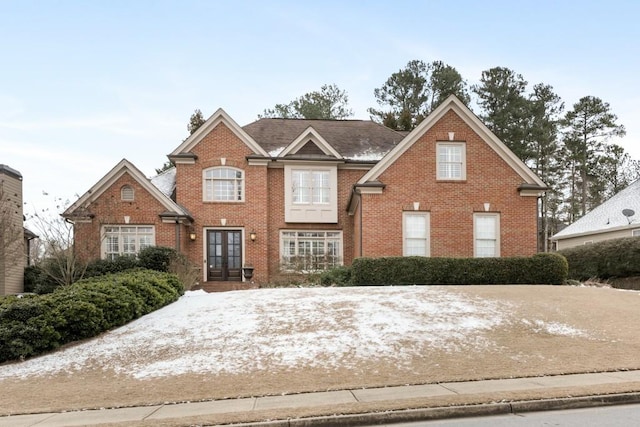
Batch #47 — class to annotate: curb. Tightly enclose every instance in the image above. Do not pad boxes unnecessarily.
[226,392,640,427]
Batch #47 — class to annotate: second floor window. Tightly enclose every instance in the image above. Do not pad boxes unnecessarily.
[292,170,330,204]
[203,167,244,202]
[437,143,466,180]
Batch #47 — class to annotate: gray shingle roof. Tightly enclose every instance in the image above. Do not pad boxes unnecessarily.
[242,118,405,160]
[553,179,640,239]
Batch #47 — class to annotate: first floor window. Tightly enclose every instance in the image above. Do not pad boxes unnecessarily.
[633,229,640,237]
[281,230,342,271]
[403,212,430,256]
[474,214,500,257]
[103,225,155,260]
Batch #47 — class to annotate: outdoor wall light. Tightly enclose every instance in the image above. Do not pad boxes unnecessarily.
[189,231,197,241]
[250,230,257,242]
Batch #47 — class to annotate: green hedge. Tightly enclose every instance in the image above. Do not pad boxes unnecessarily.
[351,253,568,286]
[559,237,640,280]
[0,269,184,363]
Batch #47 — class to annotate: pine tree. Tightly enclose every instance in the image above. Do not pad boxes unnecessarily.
[259,84,353,119]
[473,67,531,162]
[369,60,469,130]
[188,109,206,135]
[561,96,626,220]
[526,84,564,250]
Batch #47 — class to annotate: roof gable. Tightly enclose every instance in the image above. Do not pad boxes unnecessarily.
[63,159,188,219]
[357,95,546,188]
[278,126,342,158]
[170,108,268,158]
[552,179,640,240]
[243,118,404,160]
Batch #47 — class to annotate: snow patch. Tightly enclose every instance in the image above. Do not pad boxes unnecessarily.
[0,287,589,381]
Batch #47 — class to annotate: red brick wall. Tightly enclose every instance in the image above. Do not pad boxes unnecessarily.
[73,173,179,261]
[265,167,364,276]
[74,110,539,284]
[361,110,538,258]
[174,123,270,283]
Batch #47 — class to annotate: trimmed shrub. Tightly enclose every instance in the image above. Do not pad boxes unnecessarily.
[138,246,177,272]
[0,269,184,363]
[559,237,640,281]
[23,265,59,294]
[351,253,568,286]
[84,255,139,278]
[317,266,353,286]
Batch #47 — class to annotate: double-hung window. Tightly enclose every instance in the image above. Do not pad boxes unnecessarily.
[474,213,500,257]
[403,212,430,256]
[292,170,330,204]
[280,230,342,271]
[437,143,466,180]
[284,165,337,223]
[103,225,155,260]
[203,167,244,202]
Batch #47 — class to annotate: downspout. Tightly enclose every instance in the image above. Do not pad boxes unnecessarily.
[175,219,181,252]
[359,193,363,257]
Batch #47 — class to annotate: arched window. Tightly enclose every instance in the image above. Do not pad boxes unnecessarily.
[121,185,135,201]
[203,167,244,202]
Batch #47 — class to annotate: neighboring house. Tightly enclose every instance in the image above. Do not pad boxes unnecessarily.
[0,164,37,295]
[63,96,546,284]
[551,179,640,250]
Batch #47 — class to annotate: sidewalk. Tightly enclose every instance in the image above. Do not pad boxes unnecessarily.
[3,370,640,427]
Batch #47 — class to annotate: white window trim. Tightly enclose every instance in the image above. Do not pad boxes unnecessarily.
[402,212,430,257]
[101,225,155,260]
[202,166,245,202]
[291,169,330,205]
[473,213,500,258]
[632,229,640,237]
[284,164,338,223]
[279,230,343,272]
[436,142,466,181]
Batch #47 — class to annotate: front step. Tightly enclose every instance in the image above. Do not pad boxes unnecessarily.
[192,281,259,293]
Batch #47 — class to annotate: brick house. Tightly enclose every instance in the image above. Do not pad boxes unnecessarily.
[63,96,546,284]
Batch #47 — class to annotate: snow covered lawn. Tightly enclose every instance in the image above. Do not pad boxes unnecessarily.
[2,285,640,416]
[0,286,591,381]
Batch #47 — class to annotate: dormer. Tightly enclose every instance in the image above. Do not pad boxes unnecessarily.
[278,127,341,223]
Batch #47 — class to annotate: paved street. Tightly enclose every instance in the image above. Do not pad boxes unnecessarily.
[381,402,640,426]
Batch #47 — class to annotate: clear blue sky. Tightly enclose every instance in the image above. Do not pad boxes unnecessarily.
[1,0,638,217]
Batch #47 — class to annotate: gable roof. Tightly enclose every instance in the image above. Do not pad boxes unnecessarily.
[170,108,269,158]
[62,159,189,220]
[552,179,640,240]
[278,126,343,159]
[242,118,405,160]
[357,95,547,189]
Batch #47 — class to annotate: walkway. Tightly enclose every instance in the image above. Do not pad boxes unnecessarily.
[2,370,640,426]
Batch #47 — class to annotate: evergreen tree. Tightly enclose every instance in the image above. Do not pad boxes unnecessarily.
[473,67,531,162]
[369,60,469,130]
[188,109,206,135]
[561,96,626,220]
[526,84,564,251]
[155,108,206,174]
[260,84,353,119]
